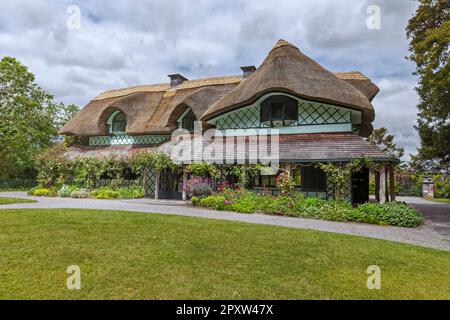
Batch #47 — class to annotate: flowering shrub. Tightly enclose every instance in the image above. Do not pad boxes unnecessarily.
[32,188,55,197]
[185,177,213,198]
[276,172,295,196]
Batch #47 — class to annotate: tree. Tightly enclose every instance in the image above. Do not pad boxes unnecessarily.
[0,57,78,179]
[406,0,450,164]
[367,127,405,159]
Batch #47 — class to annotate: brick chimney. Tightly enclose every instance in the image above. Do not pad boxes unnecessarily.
[240,66,256,78]
[168,74,188,87]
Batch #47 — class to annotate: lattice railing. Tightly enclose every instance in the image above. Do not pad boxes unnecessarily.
[216,100,351,130]
[89,134,170,147]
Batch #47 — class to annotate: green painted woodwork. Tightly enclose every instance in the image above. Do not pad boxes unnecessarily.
[214,98,358,133]
[89,134,170,147]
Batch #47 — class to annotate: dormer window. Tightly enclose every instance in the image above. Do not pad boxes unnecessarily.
[260,95,298,127]
[182,109,196,132]
[107,111,127,134]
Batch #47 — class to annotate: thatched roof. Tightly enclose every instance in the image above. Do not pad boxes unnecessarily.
[61,39,379,137]
[201,40,376,136]
[60,77,240,136]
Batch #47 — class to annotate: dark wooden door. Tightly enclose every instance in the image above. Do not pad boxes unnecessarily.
[159,169,182,200]
[352,167,369,204]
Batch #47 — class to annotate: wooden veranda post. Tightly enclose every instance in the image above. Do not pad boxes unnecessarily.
[385,166,390,202]
[389,164,396,202]
[375,171,380,202]
[379,164,387,204]
[154,171,160,200]
[182,164,187,201]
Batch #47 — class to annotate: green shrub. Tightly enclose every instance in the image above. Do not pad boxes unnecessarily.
[91,187,120,199]
[32,188,55,197]
[200,195,226,210]
[231,196,256,213]
[28,186,41,196]
[191,196,200,206]
[117,185,144,199]
[57,185,76,198]
[70,189,90,198]
[261,196,296,215]
[356,202,422,227]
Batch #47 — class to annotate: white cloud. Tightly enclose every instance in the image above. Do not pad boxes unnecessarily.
[0,0,420,160]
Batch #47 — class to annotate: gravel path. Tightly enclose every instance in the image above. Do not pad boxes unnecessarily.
[1,192,449,252]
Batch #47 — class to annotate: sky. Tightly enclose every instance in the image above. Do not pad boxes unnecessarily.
[0,0,420,160]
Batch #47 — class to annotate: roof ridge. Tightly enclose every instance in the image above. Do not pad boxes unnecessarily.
[270,39,300,52]
[94,74,243,101]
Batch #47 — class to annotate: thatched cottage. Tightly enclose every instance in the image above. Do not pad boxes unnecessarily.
[61,40,398,203]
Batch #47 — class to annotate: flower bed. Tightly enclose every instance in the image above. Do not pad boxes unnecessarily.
[28,185,144,200]
[191,189,423,228]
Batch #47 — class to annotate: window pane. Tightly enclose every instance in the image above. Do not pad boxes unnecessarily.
[182,110,196,132]
[112,112,126,133]
[284,101,298,125]
[301,166,326,191]
[271,102,284,120]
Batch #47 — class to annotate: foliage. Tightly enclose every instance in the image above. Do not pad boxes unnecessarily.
[185,177,213,198]
[276,171,295,196]
[367,127,405,159]
[406,0,450,164]
[433,175,450,198]
[70,188,90,199]
[0,178,36,191]
[191,196,200,206]
[32,188,56,197]
[0,57,79,179]
[91,187,120,200]
[318,157,373,205]
[355,202,423,227]
[57,185,74,198]
[217,164,267,189]
[186,162,220,178]
[117,185,145,199]
[195,188,422,227]
[199,195,226,210]
[34,143,72,187]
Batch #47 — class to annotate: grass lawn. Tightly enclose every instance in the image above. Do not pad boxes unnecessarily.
[425,198,450,204]
[0,197,37,205]
[0,209,449,300]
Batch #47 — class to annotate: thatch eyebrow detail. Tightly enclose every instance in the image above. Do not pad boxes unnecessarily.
[60,39,379,137]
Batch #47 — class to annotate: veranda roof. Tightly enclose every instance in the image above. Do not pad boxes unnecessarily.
[65,133,397,163]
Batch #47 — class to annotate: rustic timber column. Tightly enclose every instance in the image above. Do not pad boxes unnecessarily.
[379,164,387,204]
[385,166,390,202]
[389,164,396,202]
[375,171,380,202]
[182,164,187,201]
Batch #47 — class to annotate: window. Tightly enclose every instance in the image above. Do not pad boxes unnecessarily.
[300,166,326,191]
[109,111,126,134]
[182,109,196,132]
[260,95,298,127]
